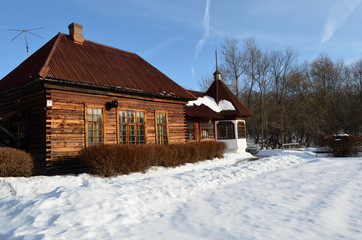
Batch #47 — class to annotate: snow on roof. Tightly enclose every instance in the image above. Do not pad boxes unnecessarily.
[186,96,235,113]
[336,133,349,137]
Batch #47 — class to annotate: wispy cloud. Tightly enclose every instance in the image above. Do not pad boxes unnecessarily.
[190,65,195,78]
[195,0,211,59]
[141,35,185,58]
[321,0,361,46]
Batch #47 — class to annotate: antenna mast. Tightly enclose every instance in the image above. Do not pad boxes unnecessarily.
[215,49,218,71]
[9,27,44,57]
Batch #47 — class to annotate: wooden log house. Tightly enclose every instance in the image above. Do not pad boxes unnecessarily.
[0,23,251,174]
[0,23,195,173]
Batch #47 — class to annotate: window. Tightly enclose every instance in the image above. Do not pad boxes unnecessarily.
[201,122,214,140]
[10,112,27,149]
[237,121,246,139]
[217,122,235,139]
[119,110,145,144]
[186,122,195,140]
[156,112,168,144]
[87,107,103,146]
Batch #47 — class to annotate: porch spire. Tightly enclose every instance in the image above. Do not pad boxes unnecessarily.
[213,49,221,103]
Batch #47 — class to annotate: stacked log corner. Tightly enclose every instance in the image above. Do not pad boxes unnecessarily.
[0,81,47,174]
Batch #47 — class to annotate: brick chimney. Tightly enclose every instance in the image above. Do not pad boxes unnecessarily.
[68,22,84,44]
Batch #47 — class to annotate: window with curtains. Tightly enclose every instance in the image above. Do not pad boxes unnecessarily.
[119,110,145,144]
[87,107,103,146]
[200,122,214,140]
[237,121,246,139]
[217,122,235,139]
[186,122,195,140]
[156,112,168,144]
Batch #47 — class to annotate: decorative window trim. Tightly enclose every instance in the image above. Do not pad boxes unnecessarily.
[237,121,246,139]
[155,111,168,144]
[217,121,235,140]
[85,105,105,147]
[117,109,146,144]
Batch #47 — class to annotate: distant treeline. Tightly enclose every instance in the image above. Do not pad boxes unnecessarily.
[200,37,362,148]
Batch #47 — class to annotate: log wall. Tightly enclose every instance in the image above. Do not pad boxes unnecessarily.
[46,88,187,166]
[0,81,47,173]
[1,81,188,174]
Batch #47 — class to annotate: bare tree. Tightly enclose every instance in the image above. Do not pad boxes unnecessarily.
[243,37,261,108]
[269,47,297,146]
[198,73,214,92]
[351,59,362,134]
[342,59,362,134]
[255,52,270,148]
[286,65,314,146]
[200,36,360,148]
[306,54,344,137]
[220,37,246,98]
[351,58,362,103]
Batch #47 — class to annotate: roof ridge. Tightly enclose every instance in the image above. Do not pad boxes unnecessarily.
[206,79,252,117]
[1,30,195,100]
[37,33,62,78]
[80,35,139,57]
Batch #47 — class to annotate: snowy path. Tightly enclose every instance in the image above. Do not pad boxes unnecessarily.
[176,158,362,240]
[0,150,361,240]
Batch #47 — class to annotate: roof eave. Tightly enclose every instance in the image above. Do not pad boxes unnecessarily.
[43,77,194,102]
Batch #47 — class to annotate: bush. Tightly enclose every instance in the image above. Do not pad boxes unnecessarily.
[0,147,34,177]
[319,134,361,157]
[79,142,226,177]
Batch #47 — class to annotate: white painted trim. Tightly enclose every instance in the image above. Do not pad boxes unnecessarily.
[215,120,247,153]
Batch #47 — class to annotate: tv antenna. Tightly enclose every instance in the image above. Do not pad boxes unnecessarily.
[9,27,44,57]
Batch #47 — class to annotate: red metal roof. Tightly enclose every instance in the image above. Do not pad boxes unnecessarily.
[0,33,195,100]
[185,79,252,120]
[187,89,205,98]
[185,89,223,119]
[185,104,224,119]
[206,79,252,117]
[0,35,56,91]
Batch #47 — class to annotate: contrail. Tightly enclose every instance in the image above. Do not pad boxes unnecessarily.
[190,65,195,78]
[195,0,211,59]
[142,35,184,58]
[321,0,361,46]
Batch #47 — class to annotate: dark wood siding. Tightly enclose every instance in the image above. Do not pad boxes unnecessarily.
[0,81,47,173]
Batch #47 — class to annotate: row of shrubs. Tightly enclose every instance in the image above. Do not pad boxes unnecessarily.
[0,147,33,177]
[319,134,361,157]
[79,141,226,177]
[0,141,225,177]
[2,134,360,177]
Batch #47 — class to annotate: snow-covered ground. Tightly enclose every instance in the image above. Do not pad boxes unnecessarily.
[0,149,361,240]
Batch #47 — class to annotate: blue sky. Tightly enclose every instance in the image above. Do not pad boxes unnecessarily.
[1,0,361,91]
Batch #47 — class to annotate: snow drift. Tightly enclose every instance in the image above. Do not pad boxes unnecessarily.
[0,149,361,240]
